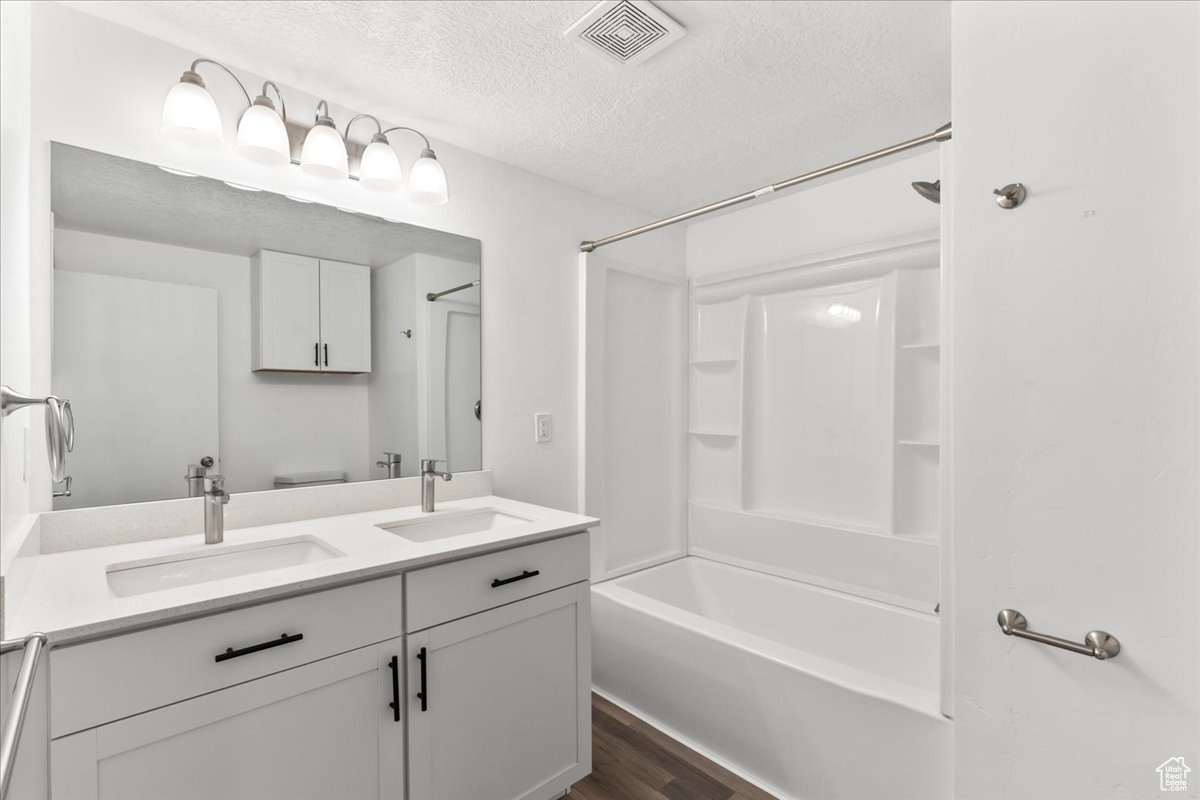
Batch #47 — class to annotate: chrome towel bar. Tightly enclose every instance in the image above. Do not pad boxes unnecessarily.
[0,632,48,799]
[997,609,1120,660]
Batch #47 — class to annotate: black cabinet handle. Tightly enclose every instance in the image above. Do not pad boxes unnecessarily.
[416,647,428,712]
[491,569,540,588]
[314,342,319,366]
[323,343,329,366]
[387,655,400,722]
[215,632,303,663]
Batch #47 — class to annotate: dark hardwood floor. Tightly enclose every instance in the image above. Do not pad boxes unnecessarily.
[571,694,778,800]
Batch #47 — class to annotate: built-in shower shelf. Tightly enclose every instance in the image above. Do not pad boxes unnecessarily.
[900,342,940,350]
[689,357,740,367]
[898,439,940,448]
[690,430,739,439]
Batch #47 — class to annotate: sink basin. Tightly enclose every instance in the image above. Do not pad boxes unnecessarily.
[377,508,530,543]
[106,536,344,597]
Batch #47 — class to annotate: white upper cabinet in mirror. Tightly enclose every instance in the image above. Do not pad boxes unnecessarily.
[49,143,482,511]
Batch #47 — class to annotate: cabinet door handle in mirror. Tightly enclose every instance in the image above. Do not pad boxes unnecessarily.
[387,655,400,721]
[416,646,428,712]
[324,343,329,367]
[214,632,304,663]
[491,569,540,588]
[314,342,319,367]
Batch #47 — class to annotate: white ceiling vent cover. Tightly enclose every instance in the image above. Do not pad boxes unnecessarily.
[565,0,685,67]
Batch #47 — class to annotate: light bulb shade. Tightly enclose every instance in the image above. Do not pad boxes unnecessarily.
[300,122,348,179]
[359,139,402,191]
[236,102,290,165]
[162,79,223,147]
[408,149,448,205]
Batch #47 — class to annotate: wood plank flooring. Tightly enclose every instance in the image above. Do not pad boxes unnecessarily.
[571,694,778,800]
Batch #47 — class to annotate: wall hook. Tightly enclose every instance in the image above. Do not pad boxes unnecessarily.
[401,329,412,339]
[993,183,1027,209]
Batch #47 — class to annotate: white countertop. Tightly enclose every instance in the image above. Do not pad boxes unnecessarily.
[5,495,597,644]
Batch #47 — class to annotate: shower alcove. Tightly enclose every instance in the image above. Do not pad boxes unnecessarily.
[688,239,942,610]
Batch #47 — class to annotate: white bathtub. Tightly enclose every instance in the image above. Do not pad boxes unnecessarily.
[591,556,950,800]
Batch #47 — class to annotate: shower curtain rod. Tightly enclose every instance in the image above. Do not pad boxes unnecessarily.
[426,279,480,302]
[579,122,951,253]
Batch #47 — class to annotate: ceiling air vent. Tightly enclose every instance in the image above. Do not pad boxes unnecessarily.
[566,0,685,67]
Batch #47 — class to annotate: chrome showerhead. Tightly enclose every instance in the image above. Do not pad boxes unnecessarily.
[912,179,941,204]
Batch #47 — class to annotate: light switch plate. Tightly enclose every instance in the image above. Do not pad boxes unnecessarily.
[534,413,552,443]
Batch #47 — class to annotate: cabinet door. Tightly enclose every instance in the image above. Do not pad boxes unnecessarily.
[50,641,405,800]
[407,583,591,800]
[252,251,321,371]
[319,259,371,373]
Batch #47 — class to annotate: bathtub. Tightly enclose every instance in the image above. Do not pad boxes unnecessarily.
[591,556,950,800]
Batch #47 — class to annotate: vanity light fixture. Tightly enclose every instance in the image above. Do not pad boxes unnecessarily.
[300,101,349,179]
[161,57,449,205]
[236,84,290,164]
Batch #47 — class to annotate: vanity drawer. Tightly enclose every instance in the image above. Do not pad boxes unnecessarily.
[50,574,404,738]
[406,532,589,632]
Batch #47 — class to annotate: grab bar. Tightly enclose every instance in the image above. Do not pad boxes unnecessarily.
[997,609,1120,660]
[0,632,48,800]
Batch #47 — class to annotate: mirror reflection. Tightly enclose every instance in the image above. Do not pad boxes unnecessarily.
[49,143,482,510]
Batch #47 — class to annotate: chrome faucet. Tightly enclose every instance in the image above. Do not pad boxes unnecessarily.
[203,475,230,544]
[376,451,403,479]
[420,459,452,512]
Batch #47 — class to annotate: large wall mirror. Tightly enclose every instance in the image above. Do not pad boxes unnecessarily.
[50,143,482,510]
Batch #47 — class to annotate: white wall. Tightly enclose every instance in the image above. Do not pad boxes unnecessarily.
[53,229,371,496]
[53,269,219,508]
[579,253,688,580]
[0,0,37,568]
[951,2,1199,797]
[0,0,684,556]
[369,255,419,478]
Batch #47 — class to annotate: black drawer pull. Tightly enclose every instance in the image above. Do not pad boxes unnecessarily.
[323,343,329,366]
[215,632,303,663]
[314,342,319,367]
[491,569,540,588]
[416,647,428,712]
[387,655,400,722]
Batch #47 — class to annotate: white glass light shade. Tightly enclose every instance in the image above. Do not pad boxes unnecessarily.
[300,122,349,179]
[359,139,402,191]
[162,80,223,147]
[236,103,290,164]
[408,150,448,205]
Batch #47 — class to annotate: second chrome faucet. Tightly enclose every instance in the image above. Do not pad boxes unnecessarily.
[420,459,452,512]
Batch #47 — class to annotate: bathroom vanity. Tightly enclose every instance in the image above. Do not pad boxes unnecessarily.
[7,486,595,800]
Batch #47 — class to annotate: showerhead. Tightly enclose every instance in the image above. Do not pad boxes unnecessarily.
[912,179,941,204]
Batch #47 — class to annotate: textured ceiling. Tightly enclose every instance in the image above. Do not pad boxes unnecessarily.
[60,0,950,215]
[51,144,482,266]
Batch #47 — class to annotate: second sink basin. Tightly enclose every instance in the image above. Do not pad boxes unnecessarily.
[377,508,530,543]
[106,536,344,597]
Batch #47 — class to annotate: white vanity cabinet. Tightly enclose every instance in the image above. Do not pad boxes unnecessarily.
[43,531,593,800]
[404,534,592,800]
[48,575,406,800]
[251,249,371,373]
[50,641,405,800]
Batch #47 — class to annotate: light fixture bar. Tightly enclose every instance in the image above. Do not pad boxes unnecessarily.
[579,122,952,253]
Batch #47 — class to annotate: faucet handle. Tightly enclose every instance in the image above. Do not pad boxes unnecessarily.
[203,474,229,502]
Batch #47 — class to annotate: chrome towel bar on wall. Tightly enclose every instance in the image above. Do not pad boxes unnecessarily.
[0,632,49,800]
[997,609,1121,660]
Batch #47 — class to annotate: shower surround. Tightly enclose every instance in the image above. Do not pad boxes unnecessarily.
[592,228,947,799]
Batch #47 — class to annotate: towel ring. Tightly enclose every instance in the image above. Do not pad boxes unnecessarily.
[2,386,75,483]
